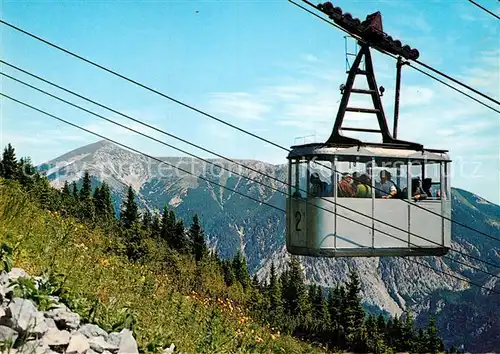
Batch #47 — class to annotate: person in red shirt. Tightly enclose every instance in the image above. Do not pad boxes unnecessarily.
[337,173,356,197]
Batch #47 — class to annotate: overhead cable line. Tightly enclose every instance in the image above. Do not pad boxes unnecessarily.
[2,91,499,295]
[3,68,500,274]
[467,0,500,20]
[288,0,500,114]
[0,23,498,241]
[1,59,498,247]
[3,75,500,280]
[293,0,500,108]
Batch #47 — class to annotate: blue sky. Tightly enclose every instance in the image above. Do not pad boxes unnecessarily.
[1,0,499,203]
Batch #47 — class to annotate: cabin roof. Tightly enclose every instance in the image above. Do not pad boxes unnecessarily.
[287,143,451,162]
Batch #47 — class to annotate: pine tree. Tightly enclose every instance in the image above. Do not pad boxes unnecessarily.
[17,157,37,186]
[172,219,189,253]
[327,285,344,345]
[283,256,308,317]
[71,181,79,199]
[93,184,115,225]
[232,250,250,289]
[388,315,402,349]
[61,181,75,215]
[142,209,152,231]
[252,274,260,289]
[401,311,416,352]
[80,171,92,200]
[120,186,139,229]
[151,212,161,239]
[344,268,367,351]
[62,181,71,197]
[308,284,317,311]
[189,214,208,262]
[93,185,102,210]
[100,182,115,220]
[221,259,236,286]
[124,220,147,261]
[160,206,177,245]
[268,261,282,312]
[313,286,329,326]
[365,314,386,353]
[376,313,386,335]
[1,143,18,180]
[425,316,444,353]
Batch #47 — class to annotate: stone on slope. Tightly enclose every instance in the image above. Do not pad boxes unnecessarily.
[7,268,29,282]
[77,323,108,340]
[66,332,90,354]
[0,324,18,344]
[106,332,121,347]
[45,302,81,330]
[7,298,48,336]
[42,327,71,351]
[89,335,119,353]
[117,328,138,354]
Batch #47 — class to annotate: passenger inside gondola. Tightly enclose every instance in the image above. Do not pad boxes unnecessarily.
[355,174,372,198]
[337,172,356,197]
[422,178,433,198]
[310,172,331,197]
[411,177,427,201]
[375,170,398,198]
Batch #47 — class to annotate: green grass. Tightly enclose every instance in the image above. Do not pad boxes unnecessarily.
[0,180,325,353]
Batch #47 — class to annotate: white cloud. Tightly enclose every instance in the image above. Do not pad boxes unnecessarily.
[302,54,320,63]
[207,92,270,121]
[259,83,316,101]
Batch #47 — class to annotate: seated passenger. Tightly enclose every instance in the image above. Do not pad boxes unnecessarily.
[310,172,331,197]
[355,174,372,198]
[376,170,398,199]
[411,177,427,201]
[337,173,356,197]
[422,178,433,198]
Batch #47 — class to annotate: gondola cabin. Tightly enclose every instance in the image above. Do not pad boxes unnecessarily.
[285,3,452,257]
[285,144,451,257]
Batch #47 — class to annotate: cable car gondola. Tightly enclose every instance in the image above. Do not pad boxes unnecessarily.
[285,6,451,257]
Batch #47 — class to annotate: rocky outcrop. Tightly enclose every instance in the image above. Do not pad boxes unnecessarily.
[0,268,161,354]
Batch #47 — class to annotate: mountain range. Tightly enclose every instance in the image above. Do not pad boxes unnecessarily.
[38,140,500,352]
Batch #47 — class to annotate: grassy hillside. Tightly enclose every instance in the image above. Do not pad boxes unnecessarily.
[0,179,322,353]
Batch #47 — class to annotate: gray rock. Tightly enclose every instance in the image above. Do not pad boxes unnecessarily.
[7,298,48,336]
[89,336,118,353]
[66,332,90,354]
[163,343,175,354]
[42,327,71,348]
[7,268,29,282]
[77,324,108,340]
[0,268,142,354]
[15,340,50,354]
[0,324,18,345]
[45,303,80,331]
[0,284,13,302]
[117,329,138,354]
[0,270,9,286]
[106,332,121,347]
[44,318,58,329]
